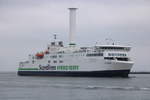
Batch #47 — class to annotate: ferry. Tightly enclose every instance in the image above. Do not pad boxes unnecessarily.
[18,8,134,77]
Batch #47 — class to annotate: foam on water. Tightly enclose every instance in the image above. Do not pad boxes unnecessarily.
[47,83,150,91]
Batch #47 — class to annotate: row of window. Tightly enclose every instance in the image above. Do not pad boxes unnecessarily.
[86,53,103,57]
[32,55,62,59]
[116,57,128,61]
[48,60,63,63]
[104,57,129,61]
[50,55,62,58]
[34,54,88,60]
[100,47,125,50]
[108,53,127,57]
[104,57,114,60]
[49,54,85,58]
[32,60,63,64]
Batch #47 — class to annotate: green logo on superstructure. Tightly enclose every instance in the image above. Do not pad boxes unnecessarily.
[57,65,79,70]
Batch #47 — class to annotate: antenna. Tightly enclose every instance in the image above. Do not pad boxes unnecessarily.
[105,38,115,45]
[95,42,98,46]
[54,34,57,40]
[105,33,115,45]
[53,33,57,42]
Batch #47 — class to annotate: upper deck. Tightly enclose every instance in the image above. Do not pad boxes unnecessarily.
[94,45,131,52]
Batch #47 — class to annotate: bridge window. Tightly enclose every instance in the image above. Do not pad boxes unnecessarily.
[53,60,57,63]
[32,60,35,64]
[48,60,51,63]
[59,55,62,58]
[59,60,63,63]
[50,55,57,58]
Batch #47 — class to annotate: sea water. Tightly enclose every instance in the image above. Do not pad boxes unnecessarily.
[0,72,150,100]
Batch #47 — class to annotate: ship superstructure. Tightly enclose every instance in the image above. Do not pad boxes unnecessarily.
[18,8,134,77]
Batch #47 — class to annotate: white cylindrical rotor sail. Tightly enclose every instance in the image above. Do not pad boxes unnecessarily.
[68,8,77,45]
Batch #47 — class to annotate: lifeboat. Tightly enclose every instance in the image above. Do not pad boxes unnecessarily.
[36,52,44,59]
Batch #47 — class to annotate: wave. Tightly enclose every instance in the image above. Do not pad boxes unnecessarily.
[86,86,150,91]
[49,84,150,91]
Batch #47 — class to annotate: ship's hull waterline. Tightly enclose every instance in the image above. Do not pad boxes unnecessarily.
[18,70,130,77]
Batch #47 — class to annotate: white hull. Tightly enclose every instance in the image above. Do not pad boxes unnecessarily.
[18,55,133,77]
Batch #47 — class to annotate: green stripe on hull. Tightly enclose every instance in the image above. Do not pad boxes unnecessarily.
[18,65,79,71]
[18,68,39,70]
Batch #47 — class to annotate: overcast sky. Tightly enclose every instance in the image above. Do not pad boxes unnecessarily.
[0,0,150,71]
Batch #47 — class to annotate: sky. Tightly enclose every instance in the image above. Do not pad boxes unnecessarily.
[0,0,150,71]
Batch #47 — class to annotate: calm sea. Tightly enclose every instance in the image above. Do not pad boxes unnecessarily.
[0,72,150,100]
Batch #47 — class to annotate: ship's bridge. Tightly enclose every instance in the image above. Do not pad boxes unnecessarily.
[95,45,131,51]
[94,45,132,61]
